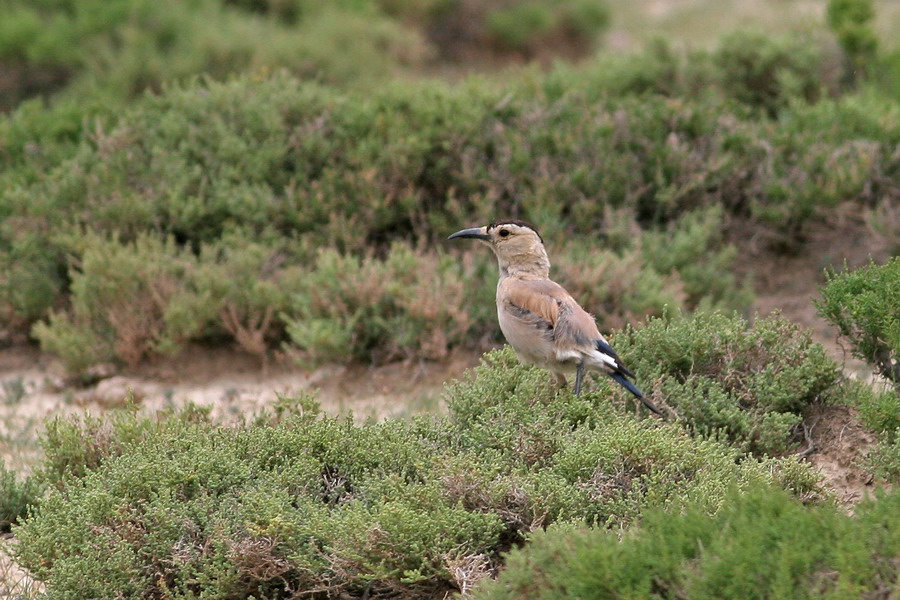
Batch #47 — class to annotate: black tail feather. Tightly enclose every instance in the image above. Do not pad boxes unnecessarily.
[596,339,636,379]
[609,372,664,416]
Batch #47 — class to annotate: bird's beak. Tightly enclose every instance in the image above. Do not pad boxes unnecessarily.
[448,226,490,241]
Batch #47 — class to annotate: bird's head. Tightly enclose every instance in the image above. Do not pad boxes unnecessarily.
[448,219,549,278]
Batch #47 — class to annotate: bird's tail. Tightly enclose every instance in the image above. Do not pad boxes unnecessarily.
[609,372,664,416]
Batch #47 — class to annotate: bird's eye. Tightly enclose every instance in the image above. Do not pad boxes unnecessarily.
[499,229,510,237]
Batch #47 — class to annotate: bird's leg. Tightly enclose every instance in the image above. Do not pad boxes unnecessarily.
[573,362,585,397]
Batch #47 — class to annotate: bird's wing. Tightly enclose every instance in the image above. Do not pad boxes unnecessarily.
[502,278,605,354]
[504,279,635,372]
[501,278,566,329]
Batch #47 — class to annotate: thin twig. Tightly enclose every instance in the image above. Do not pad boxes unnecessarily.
[796,419,819,458]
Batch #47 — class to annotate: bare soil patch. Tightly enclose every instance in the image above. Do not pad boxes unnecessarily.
[802,403,881,507]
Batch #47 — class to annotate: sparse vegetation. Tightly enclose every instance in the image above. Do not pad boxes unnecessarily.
[818,257,900,389]
[1,0,899,597]
[614,312,841,455]
[475,485,900,600]
[14,343,826,598]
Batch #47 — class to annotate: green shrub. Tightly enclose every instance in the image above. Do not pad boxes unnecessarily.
[0,0,431,108]
[283,242,497,365]
[827,0,878,82]
[37,403,213,484]
[485,0,609,54]
[0,463,42,533]
[855,385,900,435]
[641,205,753,311]
[487,3,555,52]
[865,435,900,481]
[475,485,900,600]
[715,30,833,115]
[846,364,900,482]
[3,68,898,360]
[32,234,217,373]
[614,311,841,454]
[13,348,823,598]
[194,230,299,357]
[817,257,900,388]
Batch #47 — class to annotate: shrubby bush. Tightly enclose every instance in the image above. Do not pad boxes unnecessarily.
[0,0,612,110]
[0,463,41,533]
[817,257,900,389]
[483,0,609,56]
[818,257,900,481]
[855,383,900,482]
[827,0,878,81]
[0,0,431,109]
[475,485,900,600]
[27,211,744,373]
[613,311,841,455]
[0,54,897,369]
[13,344,824,598]
[32,234,217,373]
[714,30,835,116]
[282,243,498,365]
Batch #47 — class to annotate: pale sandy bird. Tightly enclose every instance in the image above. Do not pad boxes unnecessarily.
[449,219,662,415]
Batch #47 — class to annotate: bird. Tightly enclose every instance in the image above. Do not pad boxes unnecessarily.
[448,219,663,416]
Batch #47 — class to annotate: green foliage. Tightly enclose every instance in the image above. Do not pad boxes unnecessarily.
[817,257,900,388]
[283,243,496,365]
[14,349,824,598]
[854,384,900,435]
[865,434,900,481]
[0,463,42,533]
[0,53,897,366]
[641,206,752,312]
[615,312,841,454]
[827,0,878,81]
[0,0,431,109]
[715,30,831,115]
[37,403,213,484]
[32,234,218,373]
[485,0,609,54]
[0,0,612,109]
[847,365,900,482]
[475,485,900,600]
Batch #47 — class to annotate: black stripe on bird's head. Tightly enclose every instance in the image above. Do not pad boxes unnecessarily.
[487,219,543,243]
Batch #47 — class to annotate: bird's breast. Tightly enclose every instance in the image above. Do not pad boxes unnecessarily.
[497,300,558,369]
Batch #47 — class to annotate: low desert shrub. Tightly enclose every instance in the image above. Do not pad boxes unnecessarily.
[37,403,213,485]
[14,347,823,598]
[0,0,431,109]
[283,243,497,365]
[613,311,841,454]
[32,234,217,374]
[865,435,900,482]
[715,30,834,116]
[2,67,897,359]
[827,0,878,82]
[475,485,900,600]
[0,463,41,533]
[848,372,900,482]
[817,257,900,389]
